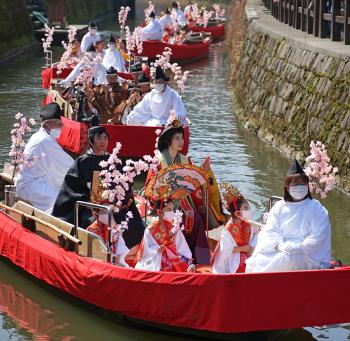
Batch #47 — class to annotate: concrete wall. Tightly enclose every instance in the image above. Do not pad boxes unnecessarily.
[0,0,35,61]
[229,1,350,192]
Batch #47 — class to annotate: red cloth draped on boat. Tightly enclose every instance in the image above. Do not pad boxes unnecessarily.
[41,67,73,89]
[1,212,350,334]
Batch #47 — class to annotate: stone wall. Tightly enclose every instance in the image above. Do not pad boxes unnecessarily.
[65,0,115,24]
[0,0,35,61]
[229,3,350,192]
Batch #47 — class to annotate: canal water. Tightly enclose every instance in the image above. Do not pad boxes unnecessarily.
[0,1,350,340]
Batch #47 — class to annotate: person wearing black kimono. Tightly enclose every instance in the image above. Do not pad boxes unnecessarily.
[52,126,145,248]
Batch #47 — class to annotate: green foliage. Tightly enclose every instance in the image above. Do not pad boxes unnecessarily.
[0,0,35,59]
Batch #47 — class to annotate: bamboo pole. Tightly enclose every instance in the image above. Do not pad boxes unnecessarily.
[247,219,264,228]
[0,202,82,245]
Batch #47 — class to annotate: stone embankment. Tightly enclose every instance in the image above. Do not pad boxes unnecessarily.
[228,0,350,192]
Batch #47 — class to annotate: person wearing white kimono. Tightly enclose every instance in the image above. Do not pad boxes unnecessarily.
[158,8,173,30]
[171,2,186,26]
[59,46,108,87]
[81,22,102,52]
[212,183,256,274]
[135,200,192,272]
[102,35,127,73]
[126,66,187,126]
[141,11,163,41]
[15,103,74,213]
[245,159,331,273]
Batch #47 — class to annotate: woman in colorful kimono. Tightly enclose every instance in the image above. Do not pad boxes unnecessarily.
[145,117,225,264]
[135,199,192,272]
[212,182,256,274]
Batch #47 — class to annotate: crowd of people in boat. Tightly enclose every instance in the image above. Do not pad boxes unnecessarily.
[51,1,223,127]
[15,100,332,275]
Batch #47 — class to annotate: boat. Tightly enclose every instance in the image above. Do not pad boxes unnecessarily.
[41,64,135,90]
[134,40,210,63]
[56,115,190,157]
[44,90,190,158]
[0,199,349,339]
[189,23,225,41]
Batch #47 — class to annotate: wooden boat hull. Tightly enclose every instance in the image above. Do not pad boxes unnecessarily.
[135,40,210,63]
[190,24,225,40]
[57,117,190,158]
[1,211,350,336]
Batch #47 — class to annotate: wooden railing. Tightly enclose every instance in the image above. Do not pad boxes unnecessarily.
[261,0,350,45]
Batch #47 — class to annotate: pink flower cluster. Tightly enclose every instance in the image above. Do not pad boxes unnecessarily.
[125,26,143,55]
[191,3,200,23]
[113,211,134,236]
[213,4,225,19]
[304,141,338,199]
[76,54,95,86]
[171,210,184,235]
[9,113,37,178]
[144,1,155,19]
[200,9,214,27]
[143,129,162,173]
[68,25,77,43]
[99,142,150,213]
[56,26,79,74]
[42,24,55,53]
[118,6,131,29]
[151,47,190,93]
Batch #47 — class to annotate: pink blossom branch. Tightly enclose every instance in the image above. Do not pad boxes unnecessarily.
[144,1,155,19]
[304,141,338,199]
[118,6,131,30]
[42,24,55,53]
[213,4,225,19]
[150,47,189,93]
[9,113,38,179]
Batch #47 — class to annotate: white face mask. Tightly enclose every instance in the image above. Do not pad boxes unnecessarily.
[109,43,116,50]
[50,128,61,139]
[154,83,165,93]
[241,209,253,220]
[289,185,308,201]
[163,211,175,222]
[90,28,97,35]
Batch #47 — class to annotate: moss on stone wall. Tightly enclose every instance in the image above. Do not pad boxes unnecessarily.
[65,0,115,24]
[0,0,35,60]
[230,25,350,192]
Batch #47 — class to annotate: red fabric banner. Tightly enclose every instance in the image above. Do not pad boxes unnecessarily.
[1,212,350,334]
[103,124,190,157]
[41,67,73,89]
[57,117,89,154]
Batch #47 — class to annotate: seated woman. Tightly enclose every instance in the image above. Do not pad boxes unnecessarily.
[246,159,331,273]
[87,209,129,267]
[135,199,192,272]
[145,118,225,264]
[52,125,145,249]
[212,183,256,274]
